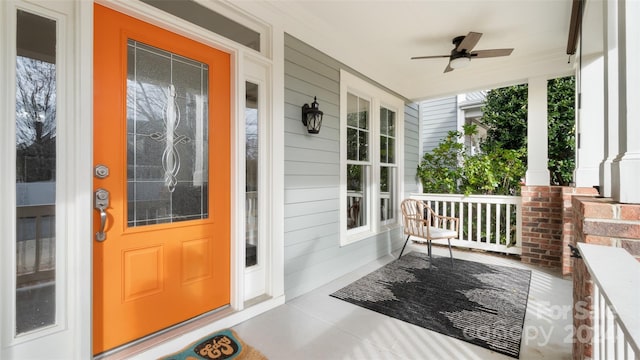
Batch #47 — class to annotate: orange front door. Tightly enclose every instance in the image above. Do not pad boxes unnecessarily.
[93,4,231,354]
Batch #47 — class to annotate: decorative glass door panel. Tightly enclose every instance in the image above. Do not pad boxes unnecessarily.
[127,40,209,226]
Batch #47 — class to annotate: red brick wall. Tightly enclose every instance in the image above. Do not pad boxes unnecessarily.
[520,186,564,268]
[571,196,640,360]
[561,187,599,276]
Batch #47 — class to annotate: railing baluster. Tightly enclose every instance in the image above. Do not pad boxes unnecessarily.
[495,203,501,246]
[615,323,624,359]
[506,203,512,246]
[606,304,615,358]
[467,202,472,242]
[476,201,481,243]
[458,202,464,241]
[601,290,607,359]
[485,203,491,243]
[593,285,601,360]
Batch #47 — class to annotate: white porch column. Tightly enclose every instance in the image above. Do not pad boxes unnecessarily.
[599,0,619,198]
[525,76,550,185]
[575,0,604,188]
[611,0,640,203]
[576,56,604,188]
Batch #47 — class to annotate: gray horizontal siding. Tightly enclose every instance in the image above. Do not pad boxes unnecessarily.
[421,96,458,153]
[283,33,416,300]
[404,103,420,195]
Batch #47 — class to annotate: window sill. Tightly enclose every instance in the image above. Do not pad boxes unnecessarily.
[341,222,401,247]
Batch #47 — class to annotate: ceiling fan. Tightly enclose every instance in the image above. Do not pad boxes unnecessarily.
[411,32,514,73]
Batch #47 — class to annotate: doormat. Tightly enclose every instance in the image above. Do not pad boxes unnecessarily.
[159,329,267,360]
[331,252,531,358]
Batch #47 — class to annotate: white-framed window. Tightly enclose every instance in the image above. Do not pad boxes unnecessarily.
[340,70,404,246]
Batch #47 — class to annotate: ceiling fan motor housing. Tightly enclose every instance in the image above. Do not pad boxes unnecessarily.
[450,48,471,60]
[452,35,466,47]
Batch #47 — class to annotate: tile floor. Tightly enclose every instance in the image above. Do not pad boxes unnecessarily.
[233,246,574,360]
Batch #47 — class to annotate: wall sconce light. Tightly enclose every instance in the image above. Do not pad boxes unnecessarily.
[301,96,323,134]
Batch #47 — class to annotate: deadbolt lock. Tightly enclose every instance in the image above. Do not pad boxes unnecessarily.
[95,164,109,179]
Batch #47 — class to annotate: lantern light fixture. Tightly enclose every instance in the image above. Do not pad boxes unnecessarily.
[301,96,323,134]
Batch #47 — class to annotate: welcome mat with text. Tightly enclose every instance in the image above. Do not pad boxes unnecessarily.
[159,329,267,360]
[331,253,531,358]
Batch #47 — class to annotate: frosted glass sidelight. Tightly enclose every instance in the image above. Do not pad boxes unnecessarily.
[15,10,57,334]
[245,82,259,267]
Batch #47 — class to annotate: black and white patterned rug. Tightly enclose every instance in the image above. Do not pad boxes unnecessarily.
[330,252,531,358]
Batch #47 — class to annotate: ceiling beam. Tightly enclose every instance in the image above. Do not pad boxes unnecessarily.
[566,0,584,55]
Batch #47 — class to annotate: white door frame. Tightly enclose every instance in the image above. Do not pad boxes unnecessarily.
[241,55,273,302]
[0,0,93,358]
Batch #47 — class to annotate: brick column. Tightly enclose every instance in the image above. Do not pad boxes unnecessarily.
[561,187,599,276]
[520,185,563,268]
[571,196,640,360]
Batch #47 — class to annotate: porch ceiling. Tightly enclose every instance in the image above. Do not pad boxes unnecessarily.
[248,0,575,101]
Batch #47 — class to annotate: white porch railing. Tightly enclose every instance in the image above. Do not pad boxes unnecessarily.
[578,243,640,360]
[246,191,258,242]
[16,205,56,287]
[410,193,522,255]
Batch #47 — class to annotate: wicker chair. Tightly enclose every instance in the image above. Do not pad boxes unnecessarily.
[399,198,459,267]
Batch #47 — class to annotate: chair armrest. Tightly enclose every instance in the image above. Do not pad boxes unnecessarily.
[429,212,460,233]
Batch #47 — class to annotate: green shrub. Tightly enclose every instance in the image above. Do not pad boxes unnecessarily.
[417,130,525,196]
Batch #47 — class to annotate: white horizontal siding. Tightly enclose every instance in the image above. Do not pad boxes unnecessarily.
[283,33,419,300]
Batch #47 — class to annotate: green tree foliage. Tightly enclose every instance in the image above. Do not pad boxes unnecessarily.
[418,76,575,194]
[416,130,463,194]
[417,130,525,196]
[459,148,526,196]
[480,84,528,153]
[547,77,576,185]
[480,76,576,185]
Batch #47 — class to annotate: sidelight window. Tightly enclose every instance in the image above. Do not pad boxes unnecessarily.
[15,9,57,335]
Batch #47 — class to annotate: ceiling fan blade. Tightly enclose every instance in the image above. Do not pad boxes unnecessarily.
[456,32,482,52]
[471,48,514,58]
[411,54,449,60]
[444,63,454,73]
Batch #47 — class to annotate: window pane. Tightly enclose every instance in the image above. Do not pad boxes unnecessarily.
[127,40,209,227]
[358,130,368,161]
[380,107,396,165]
[380,108,388,135]
[347,164,367,229]
[380,136,387,163]
[380,166,395,221]
[347,127,358,160]
[347,93,359,127]
[15,10,57,334]
[358,99,369,130]
[245,82,259,267]
[388,138,395,164]
[347,93,370,163]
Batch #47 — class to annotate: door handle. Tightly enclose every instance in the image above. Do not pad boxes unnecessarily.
[94,188,110,242]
